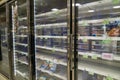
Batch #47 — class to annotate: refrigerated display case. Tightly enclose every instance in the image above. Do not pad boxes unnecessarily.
[34,0,69,80]
[73,0,120,80]
[11,0,30,80]
[0,6,10,77]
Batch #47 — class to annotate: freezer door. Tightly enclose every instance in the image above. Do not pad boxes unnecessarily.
[74,0,120,80]
[34,0,69,80]
[11,1,30,80]
[0,6,10,76]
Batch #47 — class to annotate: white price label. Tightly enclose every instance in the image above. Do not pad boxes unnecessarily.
[54,59,57,63]
[102,53,113,60]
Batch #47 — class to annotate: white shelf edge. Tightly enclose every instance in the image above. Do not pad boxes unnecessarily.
[36,46,67,53]
[35,17,120,28]
[36,55,67,66]
[15,35,28,37]
[78,36,120,41]
[16,59,28,65]
[35,22,67,28]
[37,68,66,80]
[78,52,120,61]
[15,42,28,46]
[16,70,28,79]
[78,62,120,80]
[78,52,101,58]
[36,36,67,39]
[15,50,28,56]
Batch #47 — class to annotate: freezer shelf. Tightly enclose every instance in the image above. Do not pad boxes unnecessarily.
[36,54,67,66]
[16,70,29,80]
[78,36,120,41]
[15,50,28,56]
[36,36,67,39]
[16,59,28,65]
[78,61,120,80]
[36,45,67,53]
[37,68,67,80]
[78,52,120,61]
[15,42,28,46]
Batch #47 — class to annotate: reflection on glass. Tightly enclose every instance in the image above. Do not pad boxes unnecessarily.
[12,1,29,80]
[0,6,10,76]
[34,0,68,80]
[77,0,120,80]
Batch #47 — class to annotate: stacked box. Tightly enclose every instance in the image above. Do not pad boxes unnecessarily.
[91,25,104,36]
[51,27,62,36]
[61,39,67,49]
[82,71,106,80]
[78,26,90,36]
[115,41,120,55]
[15,45,28,52]
[43,28,51,35]
[52,38,62,48]
[36,38,44,46]
[43,38,53,47]
[78,39,90,52]
[91,40,114,53]
[36,28,43,35]
[61,27,67,36]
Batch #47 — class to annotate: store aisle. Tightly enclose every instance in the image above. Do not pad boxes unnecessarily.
[0,73,8,80]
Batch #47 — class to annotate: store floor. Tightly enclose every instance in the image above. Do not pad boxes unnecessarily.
[0,73,8,80]
[0,47,10,77]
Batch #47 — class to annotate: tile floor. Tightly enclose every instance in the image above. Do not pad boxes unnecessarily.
[0,73,8,80]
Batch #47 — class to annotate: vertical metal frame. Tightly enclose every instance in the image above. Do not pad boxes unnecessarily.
[67,0,73,80]
[0,22,1,62]
[6,1,14,80]
[27,0,36,80]
[71,0,78,80]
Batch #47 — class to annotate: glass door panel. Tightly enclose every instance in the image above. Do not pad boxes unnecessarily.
[34,0,68,80]
[0,6,10,76]
[75,0,120,80]
[11,0,29,80]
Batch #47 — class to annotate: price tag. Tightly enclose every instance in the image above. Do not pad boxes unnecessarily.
[40,37,43,39]
[101,38,112,44]
[102,53,113,60]
[82,21,88,26]
[83,38,88,42]
[88,71,94,75]
[112,0,120,4]
[106,76,113,80]
[44,37,48,39]
[83,54,88,58]
[52,47,55,52]
[91,55,98,60]
[103,19,109,25]
[54,59,57,63]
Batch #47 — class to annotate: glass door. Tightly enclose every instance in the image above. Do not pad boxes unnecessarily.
[75,0,120,80]
[11,0,29,80]
[34,0,68,80]
[0,6,10,76]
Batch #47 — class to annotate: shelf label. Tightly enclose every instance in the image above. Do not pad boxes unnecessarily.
[52,47,55,52]
[53,59,57,63]
[112,0,120,4]
[83,38,88,42]
[83,54,88,58]
[102,53,113,60]
[101,38,112,44]
[88,71,94,75]
[91,55,98,60]
[44,37,48,39]
[106,76,113,80]
[82,21,89,26]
